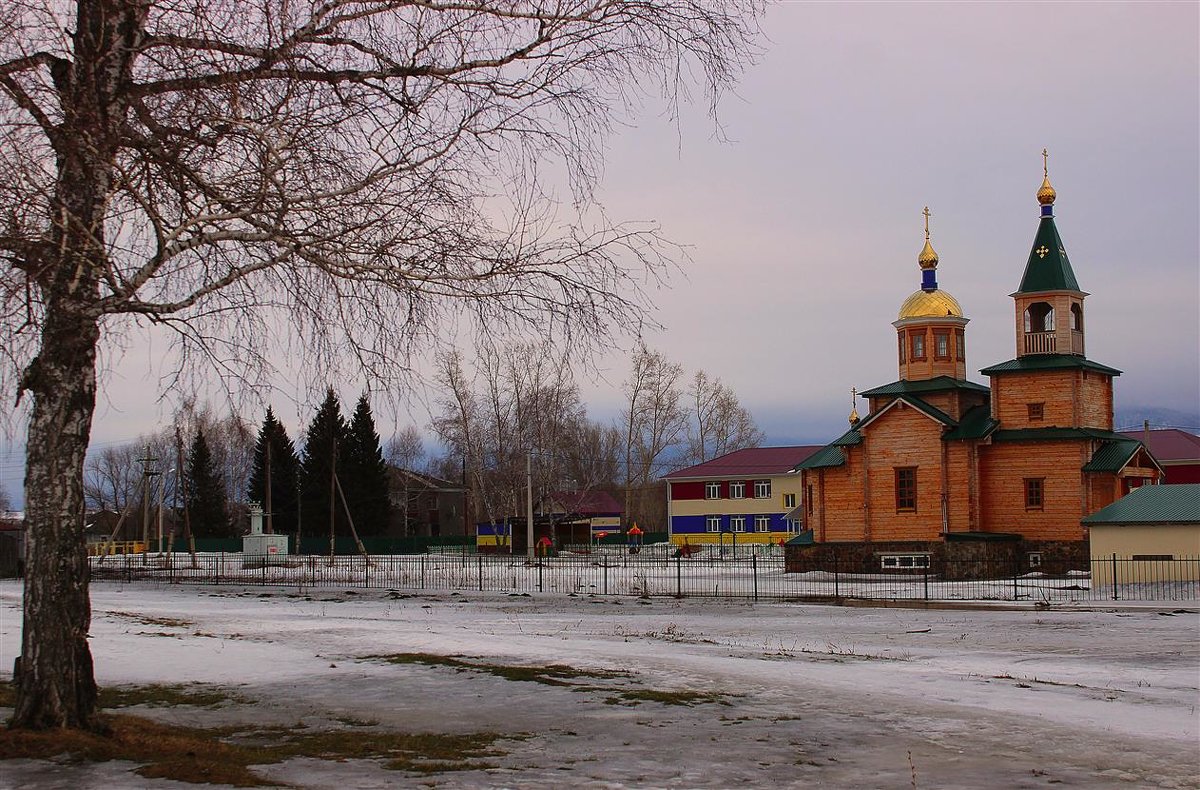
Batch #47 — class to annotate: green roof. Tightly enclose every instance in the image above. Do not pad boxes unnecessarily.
[980,355,1121,377]
[1082,484,1200,525]
[831,427,863,447]
[943,404,999,440]
[794,445,847,470]
[1083,439,1143,473]
[785,530,815,546]
[859,376,989,398]
[1016,215,1080,294]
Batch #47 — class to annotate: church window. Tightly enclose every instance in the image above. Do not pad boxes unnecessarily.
[880,553,929,569]
[1027,403,1044,421]
[955,329,965,361]
[934,330,950,360]
[1071,303,1083,331]
[753,480,772,498]
[898,332,906,364]
[706,515,721,532]
[1024,478,1044,510]
[729,481,745,499]
[910,332,926,361]
[704,482,720,499]
[895,467,917,511]
[806,485,814,515]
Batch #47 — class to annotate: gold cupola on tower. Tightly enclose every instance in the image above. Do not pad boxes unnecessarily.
[1037,147,1057,206]
[898,207,963,320]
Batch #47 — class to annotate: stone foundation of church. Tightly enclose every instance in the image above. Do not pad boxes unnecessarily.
[784,536,1089,580]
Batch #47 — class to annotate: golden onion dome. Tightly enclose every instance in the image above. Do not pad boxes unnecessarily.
[918,238,939,270]
[1037,175,1056,206]
[898,289,963,320]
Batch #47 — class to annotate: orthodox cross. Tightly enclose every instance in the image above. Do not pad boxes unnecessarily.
[1042,148,1049,177]
[922,206,931,240]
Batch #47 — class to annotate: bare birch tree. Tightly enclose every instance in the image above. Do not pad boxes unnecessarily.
[620,345,686,527]
[0,0,762,729]
[683,370,765,465]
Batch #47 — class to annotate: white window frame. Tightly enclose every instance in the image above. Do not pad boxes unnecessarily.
[729,516,746,533]
[785,519,803,534]
[704,481,721,500]
[729,481,746,499]
[753,480,771,499]
[782,493,796,509]
[705,515,721,533]
[880,554,930,570]
[754,515,771,532]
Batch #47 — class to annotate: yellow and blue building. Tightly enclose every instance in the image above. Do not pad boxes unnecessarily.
[664,446,821,547]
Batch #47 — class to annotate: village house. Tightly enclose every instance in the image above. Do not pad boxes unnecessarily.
[790,159,1163,576]
[664,446,821,550]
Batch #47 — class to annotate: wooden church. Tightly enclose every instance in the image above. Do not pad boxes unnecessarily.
[790,155,1163,576]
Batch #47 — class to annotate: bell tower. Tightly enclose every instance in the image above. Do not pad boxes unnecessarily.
[1012,150,1088,358]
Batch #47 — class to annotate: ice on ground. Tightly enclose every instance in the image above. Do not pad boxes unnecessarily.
[1,581,1198,789]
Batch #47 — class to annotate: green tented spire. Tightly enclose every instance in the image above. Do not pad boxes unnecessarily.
[1016,150,1081,294]
[1016,215,1080,293]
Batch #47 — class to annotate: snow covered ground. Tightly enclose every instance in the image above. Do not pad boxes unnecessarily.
[1,580,1198,789]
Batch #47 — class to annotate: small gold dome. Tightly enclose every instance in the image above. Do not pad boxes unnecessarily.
[918,239,939,271]
[1037,175,1057,206]
[848,405,860,425]
[898,289,963,320]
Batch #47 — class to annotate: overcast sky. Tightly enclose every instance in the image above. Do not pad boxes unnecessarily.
[2,1,1198,505]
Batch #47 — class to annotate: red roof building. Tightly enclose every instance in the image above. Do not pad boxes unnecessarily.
[664,446,823,546]
[1118,429,1200,484]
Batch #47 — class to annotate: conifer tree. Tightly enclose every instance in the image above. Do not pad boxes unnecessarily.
[299,389,349,539]
[247,407,301,536]
[343,393,392,537]
[187,430,231,538]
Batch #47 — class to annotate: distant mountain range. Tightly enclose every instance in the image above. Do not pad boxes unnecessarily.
[1114,407,1200,434]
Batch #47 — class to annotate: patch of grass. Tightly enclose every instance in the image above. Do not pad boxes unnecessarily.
[106,612,195,629]
[369,653,629,688]
[605,689,728,707]
[99,683,248,709]
[0,713,519,785]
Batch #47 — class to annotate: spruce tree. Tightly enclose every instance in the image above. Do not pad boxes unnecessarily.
[187,430,232,538]
[299,389,349,540]
[343,393,392,537]
[247,407,301,536]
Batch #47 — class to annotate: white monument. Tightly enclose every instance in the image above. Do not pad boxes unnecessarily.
[242,503,289,560]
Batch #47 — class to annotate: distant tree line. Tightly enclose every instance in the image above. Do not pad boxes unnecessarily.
[84,346,762,537]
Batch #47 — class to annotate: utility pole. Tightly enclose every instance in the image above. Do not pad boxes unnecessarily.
[526,450,534,561]
[176,427,197,567]
[328,442,337,563]
[136,445,159,564]
[265,439,273,535]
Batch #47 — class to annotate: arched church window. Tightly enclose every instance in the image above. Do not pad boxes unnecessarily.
[1070,303,1083,331]
[1024,302,1054,333]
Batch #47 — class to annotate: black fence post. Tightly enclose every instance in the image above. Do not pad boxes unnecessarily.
[752,554,758,602]
[833,553,840,599]
[603,560,608,596]
[421,556,426,590]
[1112,553,1119,601]
[1012,555,1019,601]
[539,558,544,593]
[923,565,929,601]
[478,554,483,592]
[676,555,682,598]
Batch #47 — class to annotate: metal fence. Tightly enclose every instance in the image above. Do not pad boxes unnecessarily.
[87,552,1200,603]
